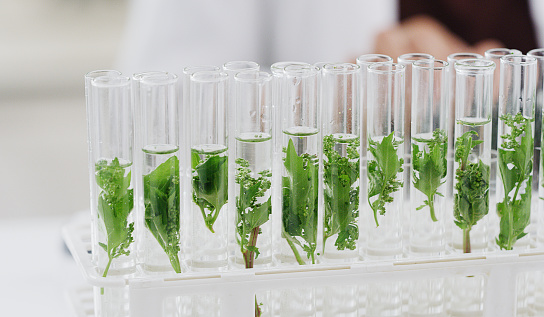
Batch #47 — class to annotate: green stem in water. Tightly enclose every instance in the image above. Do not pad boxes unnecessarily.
[169,254,181,274]
[463,227,471,254]
[243,226,261,269]
[428,197,437,222]
[100,254,114,295]
[283,233,305,265]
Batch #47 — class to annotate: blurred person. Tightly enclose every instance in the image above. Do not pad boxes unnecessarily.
[377,0,544,60]
[115,0,396,73]
[116,0,544,73]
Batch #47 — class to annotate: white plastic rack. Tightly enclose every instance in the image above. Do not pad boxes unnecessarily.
[63,218,544,317]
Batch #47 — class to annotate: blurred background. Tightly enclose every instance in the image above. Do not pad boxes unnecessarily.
[0,0,128,219]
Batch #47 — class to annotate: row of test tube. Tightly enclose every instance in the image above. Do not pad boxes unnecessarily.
[83,48,544,280]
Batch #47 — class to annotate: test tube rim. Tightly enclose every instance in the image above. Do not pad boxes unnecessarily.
[412,59,449,70]
[222,60,260,72]
[322,62,360,74]
[91,75,131,88]
[527,48,544,59]
[485,48,523,58]
[234,70,272,83]
[397,52,434,64]
[356,53,393,65]
[367,62,405,74]
[500,54,538,66]
[190,70,228,83]
[139,72,179,86]
[454,58,496,74]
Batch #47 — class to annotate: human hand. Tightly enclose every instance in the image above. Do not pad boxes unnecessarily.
[373,15,503,61]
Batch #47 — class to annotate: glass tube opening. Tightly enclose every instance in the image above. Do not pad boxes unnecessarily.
[398,53,434,63]
[528,48,544,58]
[191,71,228,83]
[448,53,483,63]
[322,63,360,74]
[485,48,523,59]
[413,59,449,70]
[271,61,310,76]
[455,59,496,75]
[368,63,405,74]
[223,61,259,72]
[356,54,393,65]
[501,55,538,66]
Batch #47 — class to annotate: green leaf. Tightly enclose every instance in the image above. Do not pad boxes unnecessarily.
[367,132,404,227]
[192,152,228,232]
[496,112,534,250]
[235,157,272,268]
[322,134,360,251]
[411,129,447,221]
[282,138,318,264]
[143,155,181,273]
[454,130,490,253]
[94,158,135,278]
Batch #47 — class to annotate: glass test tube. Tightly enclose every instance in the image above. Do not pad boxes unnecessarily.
[366,63,405,259]
[232,71,273,269]
[189,71,229,270]
[320,63,361,262]
[528,49,544,247]
[409,59,449,256]
[181,66,221,257]
[446,53,484,237]
[453,59,495,254]
[138,73,182,273]
[496,55,536,251]
[398,53,435,201]
[270,61,311,263]
[222,61,260,258]
[87,75,136,277]
[356,54,394,250]
[485,48,522,244]
[279,64,319,265]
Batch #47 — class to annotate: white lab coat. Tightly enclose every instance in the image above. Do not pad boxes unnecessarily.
[115,0,397,74]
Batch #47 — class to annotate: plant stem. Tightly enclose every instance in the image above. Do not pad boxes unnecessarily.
[283,233,305,265]
[369,197,379,227]
[244,226,261,269]
[463,227,471,253]
[101,254,113,295]
[255,296,262,317]
[169,254,181,273]
[428,197,437,222]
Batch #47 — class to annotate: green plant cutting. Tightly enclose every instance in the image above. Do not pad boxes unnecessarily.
[367,132,404,227]
[282,138,318,265]
[412,129,448,222]
[235,158,272,268]
[143,155,181,273]
[496,112,533,250]
[453,130,489,253]
[95,158,134,294]
[192,151,228,233]
[322,134,360,251]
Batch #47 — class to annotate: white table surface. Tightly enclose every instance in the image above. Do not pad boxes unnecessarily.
[0,214,87,316]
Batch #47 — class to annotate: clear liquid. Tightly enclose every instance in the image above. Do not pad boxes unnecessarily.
[190,143,229,270]
[409,131,447,255]
[234,132,273,267]
[141,144,181,272]
[365,134,404,259]
[283,126,319,157]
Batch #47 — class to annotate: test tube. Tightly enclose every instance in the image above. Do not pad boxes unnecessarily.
[453,59,495,253]
[181,66,220,257]
[270,61,311,262]
[233,71,273,269]
[527,48,544,247]
[222,61,260,261]
[189,71,229,270]
[356,54,394,248]
[485,49,522,234]
[365,63,405,259]
[446,53,483,234]
[409,59,449,256]
[496,55,536,251]
[279,64,319,265]
[398,53,435,201]
[87,75,136,276]
[138,73,182,273]
[320,63,361,262]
